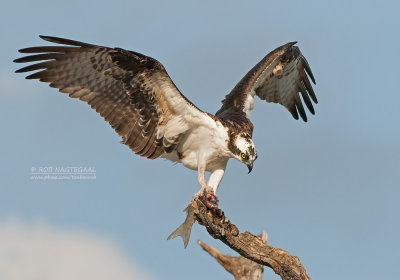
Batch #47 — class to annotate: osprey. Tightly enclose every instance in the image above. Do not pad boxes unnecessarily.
[15,36,317,209]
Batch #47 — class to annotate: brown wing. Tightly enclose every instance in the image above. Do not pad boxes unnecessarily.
[14,36,206,159]
[216,42,317,122]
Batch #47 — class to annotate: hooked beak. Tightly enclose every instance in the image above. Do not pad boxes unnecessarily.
[247,163,253,174]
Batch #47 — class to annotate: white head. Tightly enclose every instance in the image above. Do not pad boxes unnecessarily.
[229,133,258,173]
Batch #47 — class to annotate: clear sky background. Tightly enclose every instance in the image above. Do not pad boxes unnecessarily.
[1,1,399,279]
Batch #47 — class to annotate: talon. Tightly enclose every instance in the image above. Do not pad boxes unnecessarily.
[200,191,219,209]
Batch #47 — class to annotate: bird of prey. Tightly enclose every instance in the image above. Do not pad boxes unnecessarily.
[15,36,317,210]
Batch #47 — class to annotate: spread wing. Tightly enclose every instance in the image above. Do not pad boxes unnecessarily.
[15,36,212,159]
[216,42,317,122]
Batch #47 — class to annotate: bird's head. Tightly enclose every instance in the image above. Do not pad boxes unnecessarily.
[229,133,258,173]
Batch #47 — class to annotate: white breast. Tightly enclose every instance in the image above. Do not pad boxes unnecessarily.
[162,120,230,171]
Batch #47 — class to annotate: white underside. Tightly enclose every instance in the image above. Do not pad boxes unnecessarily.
[161,121,230,171]
[151,76,234,193]
[161,119,231,193]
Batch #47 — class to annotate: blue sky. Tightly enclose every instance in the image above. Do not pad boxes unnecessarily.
[1,0,399,279]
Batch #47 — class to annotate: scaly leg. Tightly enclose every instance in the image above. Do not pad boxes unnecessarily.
[207,165,226,194]
[193,158,219,209]
[203,164,227,209]
[194,165,209,197]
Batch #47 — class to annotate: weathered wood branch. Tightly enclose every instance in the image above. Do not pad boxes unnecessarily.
[198,233,266,280]
[190,199,310,280]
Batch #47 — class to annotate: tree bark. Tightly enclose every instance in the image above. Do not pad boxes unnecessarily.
[198,233,266,280]
[190,199,310,280]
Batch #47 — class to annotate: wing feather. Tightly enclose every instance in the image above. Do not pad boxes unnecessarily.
[298,81,314,114]
[15,35,211,159]
[216,42,317,122]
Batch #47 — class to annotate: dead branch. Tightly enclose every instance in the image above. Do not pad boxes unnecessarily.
[198,232,267,280]
[190,199,310,280]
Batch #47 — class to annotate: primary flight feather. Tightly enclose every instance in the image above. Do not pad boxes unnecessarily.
[15,35,317,210]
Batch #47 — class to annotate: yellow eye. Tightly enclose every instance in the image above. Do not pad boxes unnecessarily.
[241,153,246,159]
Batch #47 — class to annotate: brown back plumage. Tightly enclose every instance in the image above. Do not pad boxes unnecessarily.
[14,36,194,159]
[216,42,317,123]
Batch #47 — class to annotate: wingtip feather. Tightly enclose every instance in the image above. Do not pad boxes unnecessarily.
[289,107,299,120]
[301,55,316,84]
[39,35,65,43]
[39,35,95,47]
[18,47,33,53]
[25,71,44,79]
